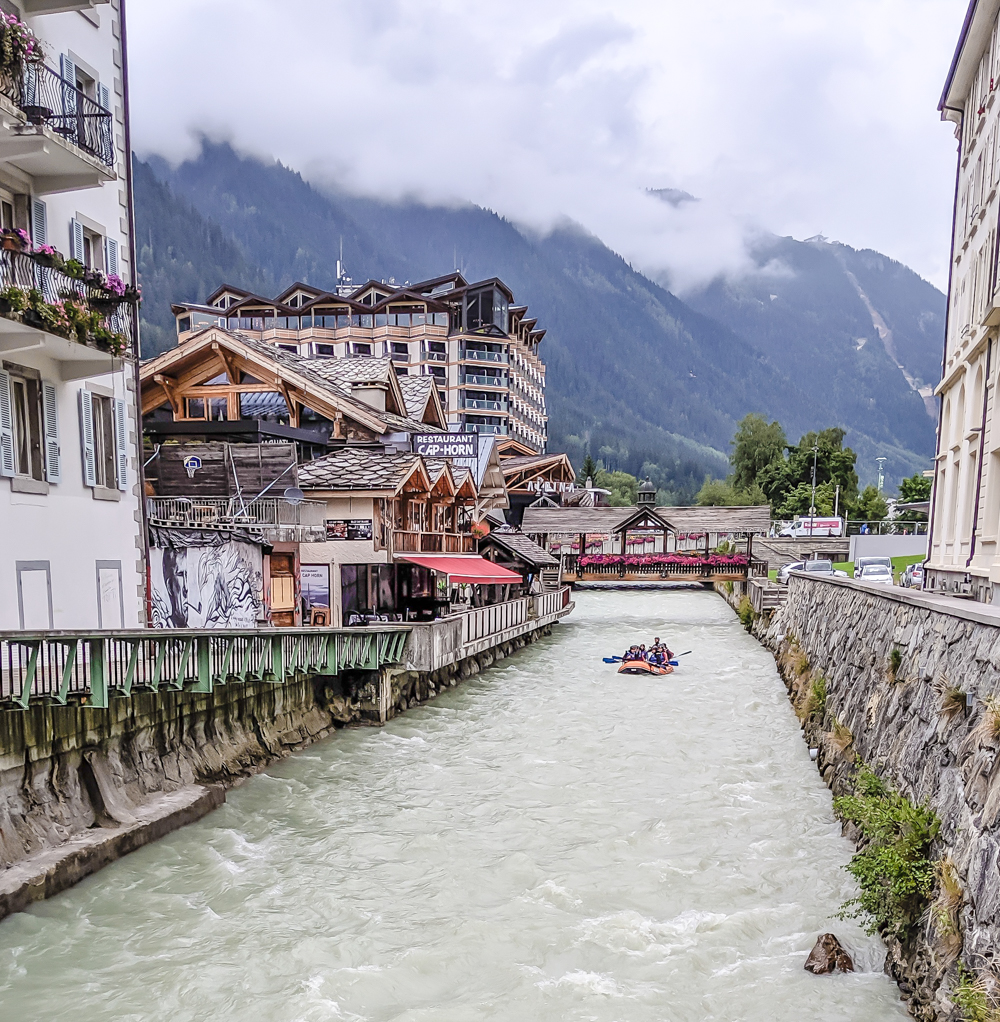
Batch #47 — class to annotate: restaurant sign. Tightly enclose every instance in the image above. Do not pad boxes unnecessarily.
[325,519,373,541]
[412,433,479,458]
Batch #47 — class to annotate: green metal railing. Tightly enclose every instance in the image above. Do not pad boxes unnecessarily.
[0,627,411,710]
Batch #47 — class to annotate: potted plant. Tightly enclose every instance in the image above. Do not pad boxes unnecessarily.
[1,227,28,252]
[31,243,59,269]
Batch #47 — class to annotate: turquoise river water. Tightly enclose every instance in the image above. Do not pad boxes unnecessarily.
[0,589,908,1021]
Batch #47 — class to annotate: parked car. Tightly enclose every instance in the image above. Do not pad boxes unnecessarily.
[777,516,844,538]
[859,563,894,585]
[776,561,805,585]
[778,559,848,583]
[901,563,924,589]
[854,556,892,579]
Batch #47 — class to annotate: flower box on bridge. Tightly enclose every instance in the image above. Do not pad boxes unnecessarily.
[521,503,771,583]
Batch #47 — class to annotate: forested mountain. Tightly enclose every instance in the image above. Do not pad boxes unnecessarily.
[684,233,942,488]
[134,142,942,497]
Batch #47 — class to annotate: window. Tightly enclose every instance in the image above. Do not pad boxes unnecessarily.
[314,343,335,357]
[352,343,372,356]
[210,397,228,421]
[0,367,59,484]
[177,316,191,334]
[70,217,116,274]
[78,389,126,492]
[186,397,204,419]
[0,199,12,230]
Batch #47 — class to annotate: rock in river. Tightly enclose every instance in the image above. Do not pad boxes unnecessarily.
[804,933,855,974]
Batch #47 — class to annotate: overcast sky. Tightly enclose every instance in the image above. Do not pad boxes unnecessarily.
[128,0,967,292]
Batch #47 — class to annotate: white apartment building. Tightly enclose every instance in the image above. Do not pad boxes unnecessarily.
[172,272,550,455]
[0,0,142,629]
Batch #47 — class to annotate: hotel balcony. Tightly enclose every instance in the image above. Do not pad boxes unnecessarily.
[460,348,507,364]
[0,249,135,380]
[0,61,116,193]
[461,372,507,388]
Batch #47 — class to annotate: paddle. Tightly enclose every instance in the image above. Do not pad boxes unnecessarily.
[603,650,692,664]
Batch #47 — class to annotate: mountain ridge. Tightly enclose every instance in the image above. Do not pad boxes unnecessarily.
[133,142,942,495]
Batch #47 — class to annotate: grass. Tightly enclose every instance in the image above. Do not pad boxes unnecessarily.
[832,554,926,583]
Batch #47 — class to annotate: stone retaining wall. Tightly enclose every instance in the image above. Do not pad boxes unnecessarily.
[720,576,1000,1020]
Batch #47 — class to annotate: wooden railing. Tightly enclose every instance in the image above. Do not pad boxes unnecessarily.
[393,531,475,554]
[0,626,410,710]
[460,587,571,645]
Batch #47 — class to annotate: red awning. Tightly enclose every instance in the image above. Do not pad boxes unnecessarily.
[397,554,523,584]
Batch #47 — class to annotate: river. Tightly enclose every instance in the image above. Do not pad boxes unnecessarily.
[0,589,908,1021]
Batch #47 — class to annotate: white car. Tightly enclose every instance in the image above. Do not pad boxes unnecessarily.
[859,564,894,585]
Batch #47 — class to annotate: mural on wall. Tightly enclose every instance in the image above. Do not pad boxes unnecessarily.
[150,539,264,628]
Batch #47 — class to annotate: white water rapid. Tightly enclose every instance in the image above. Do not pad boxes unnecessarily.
[0,589,908,1020]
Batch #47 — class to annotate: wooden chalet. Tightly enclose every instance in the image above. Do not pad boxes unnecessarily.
[496,438,576,526]
[139,326,447,457]
[297,447,520,625]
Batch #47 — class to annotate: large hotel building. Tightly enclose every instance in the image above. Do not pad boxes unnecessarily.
[172,272,549,454]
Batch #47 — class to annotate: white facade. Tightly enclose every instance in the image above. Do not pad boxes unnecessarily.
[0,0,142,629]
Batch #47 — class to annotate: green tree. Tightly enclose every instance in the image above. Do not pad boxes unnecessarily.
[696,477,767,506]
[578,453,599,485]
[899,473,931,503]
[850,485,889,526]
[594,467,639,506]
[896,471,931,523]
[760,428,858,514]
[775,481,837,518]
[731,413,787,491]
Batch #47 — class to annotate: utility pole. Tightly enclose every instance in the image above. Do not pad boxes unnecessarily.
[876,457,886,493]
[810,442,819,542]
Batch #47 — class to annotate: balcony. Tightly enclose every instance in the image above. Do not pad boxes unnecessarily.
[0,61,115,192]
[463,423,507,435]
[462,373,507,387]
[389,350,410,362]
[0,248,135,380]
[462,398,507,412]
[461,349,507,363]
[392,531,475,553]
[147,495,328,543]
[422,350,448,361]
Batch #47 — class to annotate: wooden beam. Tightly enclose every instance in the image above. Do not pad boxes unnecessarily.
[152,374,181,416]
[211,342,239,385]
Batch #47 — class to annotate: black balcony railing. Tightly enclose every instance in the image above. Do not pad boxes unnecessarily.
[2,62,114,169]
[0,248,135,356]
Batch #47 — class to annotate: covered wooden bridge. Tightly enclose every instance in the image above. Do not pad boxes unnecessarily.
[521,504,771,583]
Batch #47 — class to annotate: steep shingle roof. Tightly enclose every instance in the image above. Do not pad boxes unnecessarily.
[483,529,558,567]
[303,356,394,389]
[398,375,435,419]
[299,448,420,491]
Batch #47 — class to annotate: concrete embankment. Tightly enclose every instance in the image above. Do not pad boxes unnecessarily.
[0,601,570,923]
[720,576,1000,1021]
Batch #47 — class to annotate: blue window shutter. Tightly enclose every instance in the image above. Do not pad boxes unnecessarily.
[31,199,46,246]
[105,236,118,276]
[113,397,127,490]
[69,218,84,261]
[0,369,14,477]
[78,389,96,487]
[60,54,77,117]
[42,380,60,483]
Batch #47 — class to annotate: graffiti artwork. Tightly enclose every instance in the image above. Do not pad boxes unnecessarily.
[150,540,264,628]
